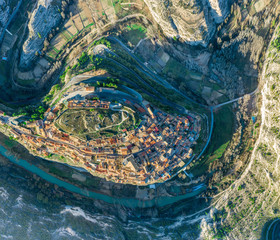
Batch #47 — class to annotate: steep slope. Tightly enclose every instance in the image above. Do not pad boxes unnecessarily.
[0,0,10,41]
[0,0,22,44]
[144,0,231,45]
[208,0,230,23]
[201,25,280,239]
[19,0,62,69]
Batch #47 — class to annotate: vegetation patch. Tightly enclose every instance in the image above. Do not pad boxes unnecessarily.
[191,105,234,177]
[13,104,47,121]
[56,108,138,140]
[272,31,280,51]
[0,62,8,86]
[122,24,147,46]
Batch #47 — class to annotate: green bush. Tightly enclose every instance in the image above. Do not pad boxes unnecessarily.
[91,37,111,49]
[78,52,89,65]
[272,36,280,51]
[12,104,46,120]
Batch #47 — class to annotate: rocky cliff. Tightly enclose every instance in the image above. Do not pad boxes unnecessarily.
[207,0,277,99]
[19,0,62,70]
[0,0,14,44]
[201,24,280,239]
[144,0,231,45]
[209,29,264,98]
[0,0,10,38]
[208,0,230,23]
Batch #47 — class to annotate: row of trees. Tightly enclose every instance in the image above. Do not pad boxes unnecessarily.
[13,105,47,121]
[91,37,112,49]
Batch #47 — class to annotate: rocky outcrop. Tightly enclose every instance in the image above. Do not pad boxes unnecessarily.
[144,0,231,46]
[204,24,280,240]
[19,0,62,70]
[209,29,264,98]
[208,0,230,23]
[0,0,11,41]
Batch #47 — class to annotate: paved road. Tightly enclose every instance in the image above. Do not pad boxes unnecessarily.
[9,33,259,185]
[195,107,214,159]
[69,51,187,113]
[169,107,214,180]
[53,56,258,180]
[0,0,23,44]
[110,37,260,111]
[99,39,260,175]
[266,219,280,240]
[212,87,259,109]
[93,45,189,113]
[104,38,261,161]
[108,36,206,107]
[49,71,208,184]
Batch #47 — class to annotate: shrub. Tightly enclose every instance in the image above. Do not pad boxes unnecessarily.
[78,52,89,65]
[272,36,280,51]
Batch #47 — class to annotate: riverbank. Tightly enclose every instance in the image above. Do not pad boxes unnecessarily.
[0,132,207,218]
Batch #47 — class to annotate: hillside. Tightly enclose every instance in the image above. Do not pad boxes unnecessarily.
[144,0,231,45]
[201,24,280,239]
[19,0,63,69]
[0,0,280,239]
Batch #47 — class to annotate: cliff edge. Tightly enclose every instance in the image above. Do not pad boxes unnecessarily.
[144,0,231,45]
[19,0,62,70]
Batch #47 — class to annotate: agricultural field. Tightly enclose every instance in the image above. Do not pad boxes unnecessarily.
[45,0,148,60]
[162,57,225,104]
[112,0,145,18]
[121,23,147,46]
[46,0,94,60]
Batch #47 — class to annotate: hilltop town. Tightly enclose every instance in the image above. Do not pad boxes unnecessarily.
[0,83,201,185]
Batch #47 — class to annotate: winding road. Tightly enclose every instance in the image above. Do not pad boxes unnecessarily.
[49,37,260,181]
[5,31,260,194]
[108,36,206,107]
[102,37,260,173]
[266,219,280,240]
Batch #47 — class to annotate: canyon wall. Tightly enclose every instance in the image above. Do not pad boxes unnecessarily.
[144,0,231,45]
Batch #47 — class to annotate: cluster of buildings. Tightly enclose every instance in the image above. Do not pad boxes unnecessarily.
[67,99,110,109]
[0,88,201,185]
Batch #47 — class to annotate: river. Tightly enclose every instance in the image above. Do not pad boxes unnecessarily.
[0,143,207,239]
[0,144,205,208]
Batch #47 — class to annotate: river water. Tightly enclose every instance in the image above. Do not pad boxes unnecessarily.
[0,180,205,240]
[0,144,206,239]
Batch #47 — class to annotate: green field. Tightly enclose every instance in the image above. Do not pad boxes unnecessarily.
[191,105,234,177]
[112,0,143,18]
[122,24,147,46]
[15,78,36,87]
[162,57,190,79]
[0,62,8,87]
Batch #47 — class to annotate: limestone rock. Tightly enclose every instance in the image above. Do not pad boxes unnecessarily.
[19,0,62,70]
[0,0,11,41]
[208,0,230,23]
[144,0,231,46]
